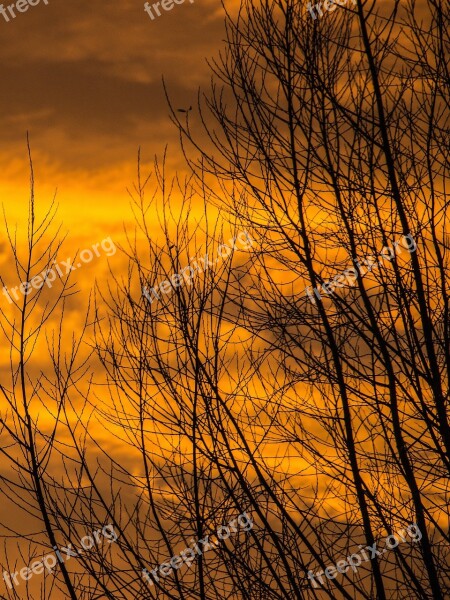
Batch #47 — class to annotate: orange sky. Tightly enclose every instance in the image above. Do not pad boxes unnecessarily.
[1,3,446,596]
[0,0,228,233]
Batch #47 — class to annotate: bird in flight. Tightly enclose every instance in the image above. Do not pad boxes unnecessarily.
[177,106,192,113]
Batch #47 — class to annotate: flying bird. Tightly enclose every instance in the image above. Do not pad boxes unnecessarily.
[177,106,192,113]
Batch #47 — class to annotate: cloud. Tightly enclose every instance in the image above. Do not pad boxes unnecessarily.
[0,0,224,170]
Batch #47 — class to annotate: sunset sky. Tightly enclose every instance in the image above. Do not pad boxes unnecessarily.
[0,2,448,598]
[0,0,225,231]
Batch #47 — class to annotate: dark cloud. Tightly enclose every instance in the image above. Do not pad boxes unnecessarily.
[0,0,224,170]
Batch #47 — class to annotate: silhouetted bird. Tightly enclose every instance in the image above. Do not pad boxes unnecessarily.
[177,106,192,113]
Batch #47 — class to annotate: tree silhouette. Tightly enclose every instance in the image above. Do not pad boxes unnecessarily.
[1,0,449,599]
[165,0,450,597]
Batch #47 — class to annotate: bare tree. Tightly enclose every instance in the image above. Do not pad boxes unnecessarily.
[2,0,450,599]
[165,0,450,598]
[0,141,91,600]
